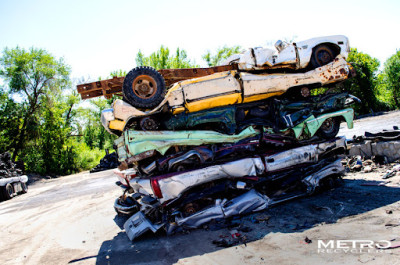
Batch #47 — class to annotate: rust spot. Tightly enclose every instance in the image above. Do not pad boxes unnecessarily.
[334,58,339,62]
[335,75,340,79]
[339,68,346,75]
[329,76,334,80]
[295,80,299,84]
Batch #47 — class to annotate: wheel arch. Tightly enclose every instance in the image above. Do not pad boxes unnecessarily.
[308,43,341,69]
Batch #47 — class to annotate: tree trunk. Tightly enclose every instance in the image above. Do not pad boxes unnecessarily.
[11,104,37,161]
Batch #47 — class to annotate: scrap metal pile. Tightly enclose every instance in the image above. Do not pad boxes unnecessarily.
[90,152,120,173]
[0,152,28,200]
[77,35,359,241]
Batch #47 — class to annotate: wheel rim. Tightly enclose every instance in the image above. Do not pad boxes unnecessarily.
[300,87,310,98]
[316,48,334,66]
[6,184,13,197]
[140,117,159,130]
[175,165,187,172]
[132,75,157,99]
[320,118,335,134]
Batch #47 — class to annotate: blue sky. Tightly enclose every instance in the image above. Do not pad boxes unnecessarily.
[0,0,399,81]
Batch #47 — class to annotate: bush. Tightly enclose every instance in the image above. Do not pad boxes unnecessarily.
[73,141,105,172]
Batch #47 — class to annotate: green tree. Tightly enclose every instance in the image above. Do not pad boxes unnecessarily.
[202,45,242,67]
[135,46,198,69]
[343,48,382,114]
[0,88,24,153]
[14,86,81,175]
[0,47,70,160]
[382,50,400,108]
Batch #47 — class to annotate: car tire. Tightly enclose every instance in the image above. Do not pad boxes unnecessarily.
[2,183,14,200]
[317,117,340,139]
[123,66,166,109]
[21,182,28,194]
[311,45,337,68]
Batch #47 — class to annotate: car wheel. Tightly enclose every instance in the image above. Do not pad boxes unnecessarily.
[21,182,28,194]
[317,117,340,139]
[2,183,14,200]
[311,45,337,68]
[123,66,166,109]
[139,116,160,130]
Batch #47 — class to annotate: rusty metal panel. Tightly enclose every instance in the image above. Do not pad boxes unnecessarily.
[241,56,351,99]
[77,65,237,100]
[77,77,125,99]
[159,65,237,87]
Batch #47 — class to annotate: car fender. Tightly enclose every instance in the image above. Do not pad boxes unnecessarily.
[291,108,354,138]
[296,35,349,68]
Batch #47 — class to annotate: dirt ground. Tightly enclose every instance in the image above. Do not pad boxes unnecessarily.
[1,165,399,265]
[1,112,400,265]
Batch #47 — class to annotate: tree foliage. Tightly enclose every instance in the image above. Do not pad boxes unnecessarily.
[0,88,23,153]
[343,48,384,114]
[0,47,71,160]
[0,47,107,175]
[202,45,242,67]
[382,50,400,108]
[136,46,198,69]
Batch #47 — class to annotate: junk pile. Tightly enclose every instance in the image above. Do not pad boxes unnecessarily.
[0,152,28,200]
[0,152,22,178]
[348,127,400,163]
[77,35,359,241]
[345,127,400,178]
[90,151,120,173]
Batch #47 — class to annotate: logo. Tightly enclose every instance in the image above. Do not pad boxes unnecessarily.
[317,240,392,254]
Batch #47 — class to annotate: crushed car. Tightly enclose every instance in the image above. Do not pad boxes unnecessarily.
[103,92,358,137]
[114,137,346,240]
[222,35,349,71]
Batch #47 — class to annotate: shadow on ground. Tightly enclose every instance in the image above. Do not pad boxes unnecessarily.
[73,178,400,265]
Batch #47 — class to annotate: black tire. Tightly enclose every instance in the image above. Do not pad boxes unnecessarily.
[2,183,14,200]
[311,45,338,69]
[123,66,166,109]
[317,117,340,140]
[21,182,28,194]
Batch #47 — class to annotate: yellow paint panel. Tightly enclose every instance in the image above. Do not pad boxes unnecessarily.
[172,107,185,115]
[185,93,242,113]
[109,120,126,131]
[242,92,285,103]
[179,71,235,86]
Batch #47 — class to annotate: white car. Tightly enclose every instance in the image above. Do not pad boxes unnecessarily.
[222,35,350,71]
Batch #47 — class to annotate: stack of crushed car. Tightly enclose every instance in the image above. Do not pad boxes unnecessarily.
[77,35,359,241]
[0,152,28,200]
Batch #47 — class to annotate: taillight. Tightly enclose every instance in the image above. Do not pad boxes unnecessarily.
[151,179,163,198]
